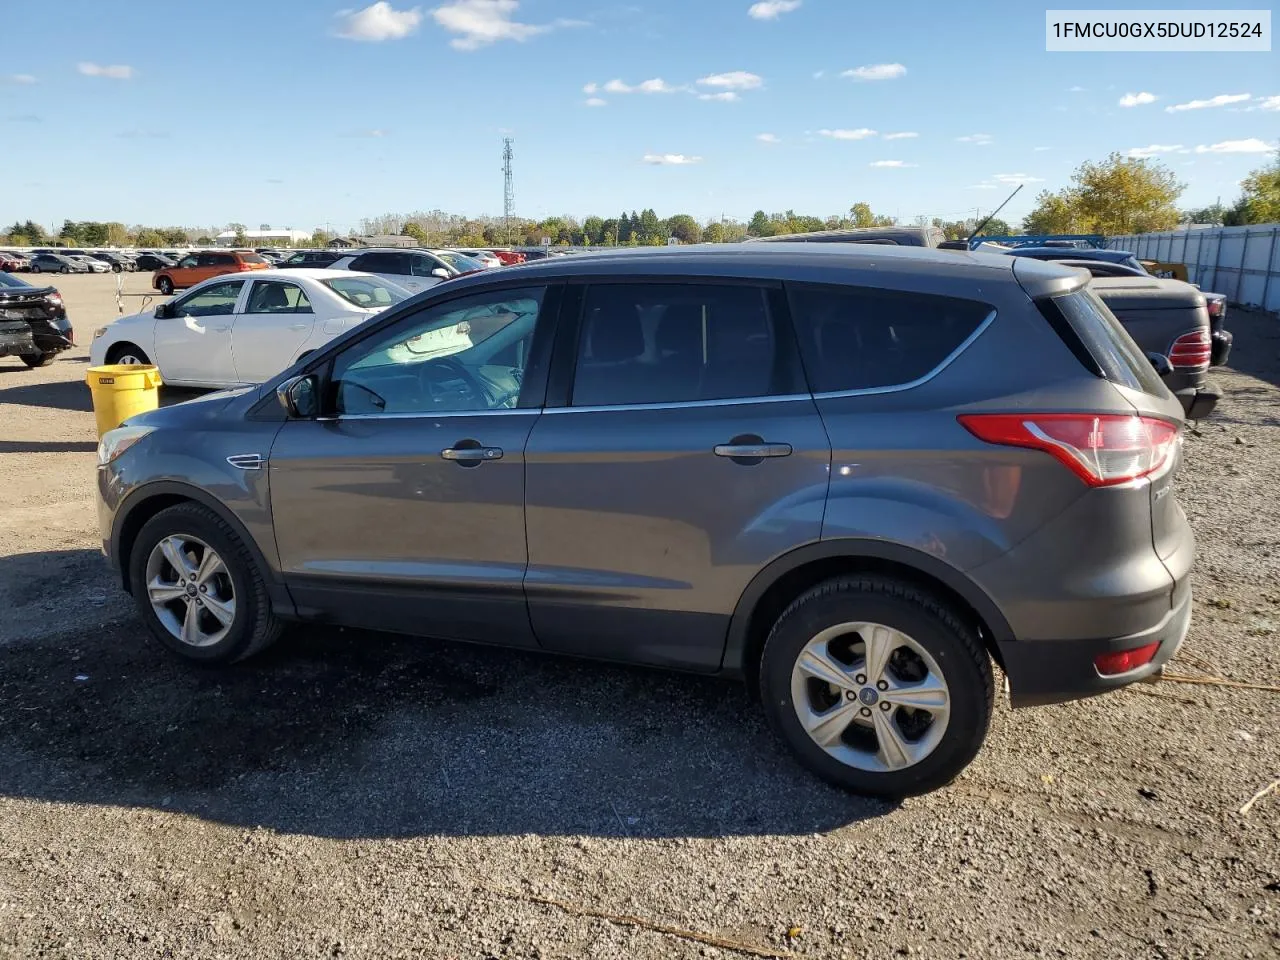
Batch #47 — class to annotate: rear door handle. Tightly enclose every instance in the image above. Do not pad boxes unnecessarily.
[714,442,792,458]
[441,446,503,463]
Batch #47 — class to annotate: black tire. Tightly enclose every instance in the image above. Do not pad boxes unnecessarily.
[111,263,123,273]
[759,575,994,798]
[30,264,40,274]
[21,352,57,368]
[60,266,70,274]
[106,342,151,366]
[128,503,282,664]
[157,276,174,295]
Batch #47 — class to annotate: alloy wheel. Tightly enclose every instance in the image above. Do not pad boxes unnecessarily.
[790,621,951,772]
[144,534,236,647]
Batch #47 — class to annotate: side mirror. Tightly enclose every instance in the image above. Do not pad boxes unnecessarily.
[276,374,319,418]
[1146,352,1173,377]
[431,267,451,280]
[154,303,172,319]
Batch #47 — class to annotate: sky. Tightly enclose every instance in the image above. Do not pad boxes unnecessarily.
[2,0,1276,234]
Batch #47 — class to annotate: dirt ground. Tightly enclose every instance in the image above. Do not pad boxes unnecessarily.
[0,273,1277,959]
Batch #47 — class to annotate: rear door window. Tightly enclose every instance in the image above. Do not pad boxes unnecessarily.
[571,283,790,406]
[1038,289,1167,395]
[350,252,408,274]
[786,283,992,393]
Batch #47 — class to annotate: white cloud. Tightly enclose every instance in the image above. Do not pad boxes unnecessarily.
[869,160,915,168]
[748,0,801,19]
[1124,144,1186,158]
[756,133,780,143]
[696,71,763,90]
[812,70,825,79]
[342,128,389,138]
[583,82,598,94]
[643,154,702,165]
[603,78,632,93]
[956,133,992,145]
[1033,146,1052,151]
[584,97,606,107]
[431,0,569,50]
[1068,85,1086,92]
[1165,93,1251,113]
[818,128,877,140]
[992,172,1044,184]
[637,77,682,93]
[1194,138,1273,154]
[77,62,134,79]
[334,2,422,41]
[8,74,36,84]
[1118,91,1157,107]
[882,131,918,141]
[1248,95,1280,111]
[698,91,739,102]
[841,63,906,81]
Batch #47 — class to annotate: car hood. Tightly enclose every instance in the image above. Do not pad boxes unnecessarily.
[126,385,257,429]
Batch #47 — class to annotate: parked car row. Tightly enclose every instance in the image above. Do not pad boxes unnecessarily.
[96,243,1198,798]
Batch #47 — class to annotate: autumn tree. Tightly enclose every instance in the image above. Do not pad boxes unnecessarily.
[401,222,429,243]
[703,220,727,243]
[1073,153,1183,233]
[1228,150,1280,225]
[848,202,894,228]
[666,214,702,244]
[1022,190,1083,234]
[748,210,771,237]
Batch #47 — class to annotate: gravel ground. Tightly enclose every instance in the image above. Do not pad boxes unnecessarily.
[0,274,1277,959]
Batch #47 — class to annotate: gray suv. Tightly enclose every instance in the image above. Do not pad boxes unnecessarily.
[96,245,1194,797]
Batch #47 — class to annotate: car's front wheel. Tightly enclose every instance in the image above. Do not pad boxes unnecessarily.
[129,503,282,663]
[60,266,69,274]
[760,575,993,798]
[106,342,150,366]
[30,264,40,274]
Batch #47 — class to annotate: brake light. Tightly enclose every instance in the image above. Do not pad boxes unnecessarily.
[1094,642,1159,676]
[1205,299,1223,317]
[236,262,252,271]
[1168,330,1210,370]
[45,292,63,307]
[958,414,1180,487]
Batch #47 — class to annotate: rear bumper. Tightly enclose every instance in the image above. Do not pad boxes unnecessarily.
[1175,379,1221,420]
[997,584,1191,707]
[1210,329,1232,367]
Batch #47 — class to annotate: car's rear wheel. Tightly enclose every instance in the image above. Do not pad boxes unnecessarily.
[30,264,41,274]
[106,342,150,366]
[129,503,281,664]
[20,352,57,368]
[759,575,993,798]
[111,263,123,273]
[157,276,174,295]
[60,266,69,274]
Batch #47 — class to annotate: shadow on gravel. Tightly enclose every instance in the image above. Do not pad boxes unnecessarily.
[1223,306,1280,393]
[0,440,98,453]
[0,618,892,839]
[0,378,92,412]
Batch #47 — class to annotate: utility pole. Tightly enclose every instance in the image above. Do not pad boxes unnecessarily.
[502,138,515,246]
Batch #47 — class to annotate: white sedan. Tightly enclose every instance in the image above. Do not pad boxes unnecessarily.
[89,268,408,388]
[72,255,112,274]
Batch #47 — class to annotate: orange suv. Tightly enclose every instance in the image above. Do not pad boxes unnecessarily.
[153,250,269,294]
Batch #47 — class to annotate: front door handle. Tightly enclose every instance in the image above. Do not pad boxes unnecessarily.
[441,445,503,464]
[714,442,792,459]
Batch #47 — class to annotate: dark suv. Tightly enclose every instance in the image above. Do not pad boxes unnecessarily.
[96,245,1194,797]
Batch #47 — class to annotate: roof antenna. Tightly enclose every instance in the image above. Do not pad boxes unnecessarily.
[966,183,1023,247]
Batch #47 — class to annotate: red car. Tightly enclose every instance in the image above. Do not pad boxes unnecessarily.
[487,248,526,265]
[0,253,32,272]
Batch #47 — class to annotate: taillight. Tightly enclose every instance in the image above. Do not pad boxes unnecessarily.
[958,414,1180,487]
[1205,299,1222,317]
[45,292,63,307]
[236,262,252,271]
[1095,642,1159,676]
[1169,330,1211,370]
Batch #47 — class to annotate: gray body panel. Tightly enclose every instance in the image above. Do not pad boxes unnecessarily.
[97,243,1196,710]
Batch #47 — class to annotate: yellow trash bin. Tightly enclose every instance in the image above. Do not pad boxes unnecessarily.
[86,364,164,438]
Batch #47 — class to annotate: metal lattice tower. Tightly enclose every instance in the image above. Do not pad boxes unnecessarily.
[502,138,515,245]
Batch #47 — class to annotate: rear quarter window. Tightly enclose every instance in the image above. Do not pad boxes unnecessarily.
[1037,289,1167,395]
[787,282,993,393]
[238,253,268,264]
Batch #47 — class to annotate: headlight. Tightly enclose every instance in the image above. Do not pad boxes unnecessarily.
[93,326,109,339]
[97,425,153,466]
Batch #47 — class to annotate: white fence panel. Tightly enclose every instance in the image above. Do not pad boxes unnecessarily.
[1107,225,1280,313]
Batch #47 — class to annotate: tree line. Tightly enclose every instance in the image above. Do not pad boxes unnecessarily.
[5,150,1276,250]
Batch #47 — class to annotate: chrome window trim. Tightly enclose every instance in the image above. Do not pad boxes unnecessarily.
[335,408,539,422]
[544,393,812,415]
[809,308,996,400]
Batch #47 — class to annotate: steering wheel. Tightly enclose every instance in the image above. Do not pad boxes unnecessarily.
[420,356,487,409]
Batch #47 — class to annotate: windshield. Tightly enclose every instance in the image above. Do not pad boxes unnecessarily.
[434,251,485,272]
[322,277,408,309]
